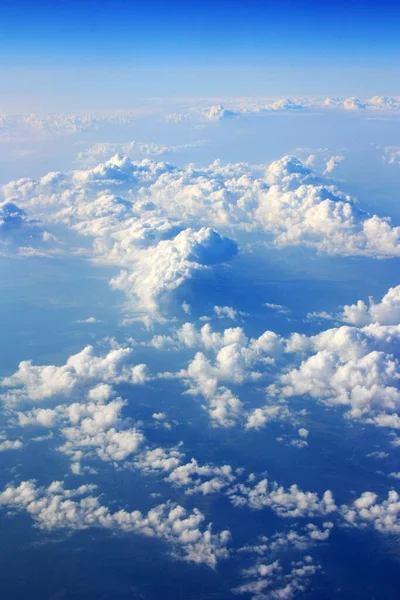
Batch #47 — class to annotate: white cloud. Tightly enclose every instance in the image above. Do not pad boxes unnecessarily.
[4,154,400,310]
[0,438,23,452]
[166,96,400,124]
[270,323,400,424]
[239,522,333,556]
[323,155,344,176]
[0,479,230,567]
[166,458,236,495]
[339,286,400,326]
[245,404,297,430]
[160,322,284,426]
[152,412,167,420]
[109,227,238,319]
[1,344,148,404]
[75,317,103,324]
[383,146,400,166]
[0,113,141,139]
[134,446,184,473]
[229,478,336,518]
[214,305,238,320]
[341,489,400,534]
[234,554,320,600]
[17,390,145,469]
[264,303,290,315]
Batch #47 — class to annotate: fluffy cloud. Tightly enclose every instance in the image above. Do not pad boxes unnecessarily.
[234,555,320,600]
[2,346,149,472]
[166,458,236,495]
[339,286,400,326]
[4,155,400,293]
[1,345,148,404]
[341,490,400,534]
[269,323,400,424]
[0,438,23,452]
[153,315,400,433]
[169,323,282,426]
[239,522,333,557]
[229,478,336,518]
[17,389,145,469]
[245,404,297,430]
[109,227,238,318]
[134,446,184,473]
[0,480,230,567]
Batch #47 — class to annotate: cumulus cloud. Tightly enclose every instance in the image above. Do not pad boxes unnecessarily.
[339,286,400,326]
[234,554,320,600]
[341,489,400,534]
[109,227,238,319]
[0,438,23,452]
[229,478,336,518]
[134,446,184,473]
[17,385,145,470]
[245,404,297,430]
[168,323,282,426]
[166,458,236,495]
[152,314,400,434]
[269,323,400,425]
[239,522,333,557]
[1,344,148,405]
[0,479,230,567]
[2,346,149,472]
[4,154,399,305]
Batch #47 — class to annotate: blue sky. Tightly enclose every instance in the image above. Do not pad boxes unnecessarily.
[1,0,400,108]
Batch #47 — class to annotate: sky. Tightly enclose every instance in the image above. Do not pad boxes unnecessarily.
[2,2,400,600]
[1,0,400,110]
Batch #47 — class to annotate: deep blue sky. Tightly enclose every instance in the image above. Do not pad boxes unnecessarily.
[1,0,400,109]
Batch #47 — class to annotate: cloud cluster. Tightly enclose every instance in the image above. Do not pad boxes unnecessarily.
[1,344,148,405]
[166,458,236,495]
[1,344,149,471]
[341,490,400,534]
[339,286,400,326]
[0,479,230,567]
[229,477,336,518]
[4,155,399,303]
[273,323,400,423]
[17,387,145,471]
[0,437,23,452]
[166,96,400,122]
[239,522,333,557]
[234,555,320,600]
[163,322,282,426]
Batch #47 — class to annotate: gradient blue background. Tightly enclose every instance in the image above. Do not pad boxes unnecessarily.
[1,0,400,110]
